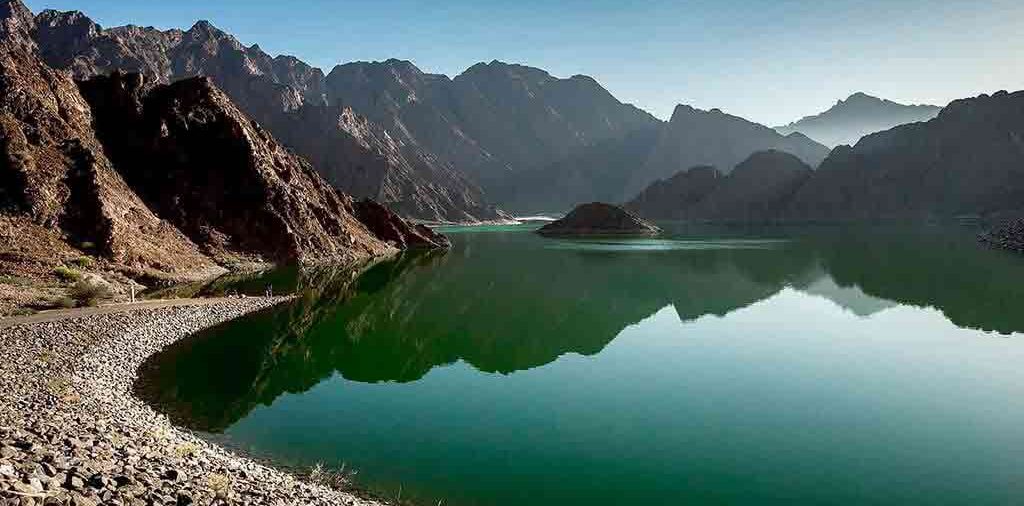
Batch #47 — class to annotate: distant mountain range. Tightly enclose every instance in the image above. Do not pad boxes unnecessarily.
[628,89,1024,222]
[24,5,838,216]
[5,0,1020,234]
[775,92,942,147]
[625,105,828,200]
[500,105,830,213]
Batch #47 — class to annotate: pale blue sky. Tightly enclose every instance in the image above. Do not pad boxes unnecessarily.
[24,0,1024,125]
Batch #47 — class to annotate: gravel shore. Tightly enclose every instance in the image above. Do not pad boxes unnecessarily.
[0,298,388,506]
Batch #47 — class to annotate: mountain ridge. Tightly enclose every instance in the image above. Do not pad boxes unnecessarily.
[628,89,1024,223]
[31,10,505,223]
[775,92,941,147]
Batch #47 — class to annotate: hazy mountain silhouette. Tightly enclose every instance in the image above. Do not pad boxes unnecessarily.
[775,92,941,147]
[626,150,813,221]
[626,105,829,199]
[629,90,1024,223]
[787,90,1024,220]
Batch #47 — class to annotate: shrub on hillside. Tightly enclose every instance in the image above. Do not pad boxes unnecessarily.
[70,256,94,269]
[69,279,113,307]
[53,266,82,282]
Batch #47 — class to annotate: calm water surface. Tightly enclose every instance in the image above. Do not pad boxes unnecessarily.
[138,225,1024,505]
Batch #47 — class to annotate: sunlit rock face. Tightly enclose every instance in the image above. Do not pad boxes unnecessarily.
[77,71,395,264]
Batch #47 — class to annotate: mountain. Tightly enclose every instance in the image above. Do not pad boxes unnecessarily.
[26,5,838,217]
[775,92,941,147]
[626,150,813,221]
[692,150,812,220]
[626,105,829,199]
[787,90,1024,221]
[32,10,502,223]
[0,1,217,281]
[448,61,660,184]
[629,91,1024,223]
[324,59,661,197]
[0,0,445,301]
[77,71,394,264]
[499,125,662,213]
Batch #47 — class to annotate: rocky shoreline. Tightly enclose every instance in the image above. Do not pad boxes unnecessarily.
[0,298,389,506]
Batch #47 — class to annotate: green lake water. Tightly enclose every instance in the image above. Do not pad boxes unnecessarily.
[137,224,1024,505]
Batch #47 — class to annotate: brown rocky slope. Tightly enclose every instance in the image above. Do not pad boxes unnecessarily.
[0,1,217,282]
[0,2,444,313]
[76,71,394,265]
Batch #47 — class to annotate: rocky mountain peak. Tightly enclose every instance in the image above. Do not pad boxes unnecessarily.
[733,149,811,176]
[35,8,98,32]
[777,92,941,147]
[842,91,875,103]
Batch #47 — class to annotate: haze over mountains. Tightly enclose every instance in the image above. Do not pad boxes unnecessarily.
[628,90,1024,222]
[775,92,942,148]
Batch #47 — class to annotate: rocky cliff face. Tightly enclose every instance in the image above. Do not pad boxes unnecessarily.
[77,72,395,264]
[0,2,217,280]
[775,92,941,148]
[626,150,812,222]
[627,105,829,199]
[324,59,662,204]
[449,61,660,185]
[352,199,451,249]
[787,90,1024,221]
[31,11,500,223]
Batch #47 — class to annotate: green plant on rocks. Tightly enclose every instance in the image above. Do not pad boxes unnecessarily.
[207,473,232,498]
[53,266,82,282]
[307,462,357,491]
[69,256,94,268]
[173,442,200,459]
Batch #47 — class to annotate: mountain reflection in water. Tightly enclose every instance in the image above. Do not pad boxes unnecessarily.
[135,225,1024,433]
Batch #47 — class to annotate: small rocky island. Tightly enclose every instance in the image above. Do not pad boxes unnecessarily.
[537,203,661,237]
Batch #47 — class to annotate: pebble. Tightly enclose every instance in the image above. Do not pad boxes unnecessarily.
[0,299,387,505]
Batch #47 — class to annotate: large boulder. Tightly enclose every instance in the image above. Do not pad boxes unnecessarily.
[537,202,660,237]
